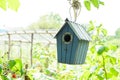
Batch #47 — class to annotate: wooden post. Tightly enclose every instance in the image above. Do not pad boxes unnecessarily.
[30,33,34,66]
[4,41,6,55]
[19,41,22,59]
[8,34,11,60]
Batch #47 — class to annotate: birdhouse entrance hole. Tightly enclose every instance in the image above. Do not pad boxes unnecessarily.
[64,34,71,42]
[62,32,72,44]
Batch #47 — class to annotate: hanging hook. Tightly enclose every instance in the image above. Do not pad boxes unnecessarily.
[68,0,81,22]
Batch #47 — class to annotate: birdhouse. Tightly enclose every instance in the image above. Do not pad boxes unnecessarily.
[55,19,91,64]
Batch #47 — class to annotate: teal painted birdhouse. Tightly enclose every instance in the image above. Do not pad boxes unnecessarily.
[55,18,91,64]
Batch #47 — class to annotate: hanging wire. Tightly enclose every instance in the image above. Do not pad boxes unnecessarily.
[68,0,81,22]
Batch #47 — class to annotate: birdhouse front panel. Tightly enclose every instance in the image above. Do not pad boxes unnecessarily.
[56,22,79,64]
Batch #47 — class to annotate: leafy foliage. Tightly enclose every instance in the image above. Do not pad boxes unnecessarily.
[0,0,7,10]
[85,21,119,80]
[84,0,91,11]
[84,0,104,11]
[115,27,120,38]
[28,13,63,29]
[0,56,25,80]
[0,0,20,11]
[8,0,20,11]
[97,46,108,55]
[8,60,16,69]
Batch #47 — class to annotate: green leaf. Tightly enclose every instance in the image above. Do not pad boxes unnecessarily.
[90,46,95,53]
[8,60,16,69]
[0,64,2,74]
[88,25,94,32]
[0,58,2,64]
[110,68,119,77]
[88,73,93,79]
[45,69,51,75]
[1,75,9,80]
[91,0,99,8]
[110,57,116,65]
[84,0,91,11]
[99,1,104,5]
[96,75,104,80]
[0,0,7,10]
[97,46,108,55]
[90,66,97,73]
[107,55,116,65]
[79,71,91,80]
[15,59,22,70]
[107,72,113,78]
[98,69,104,76]
[102,29,107,36]
[108,45,118,51]
[20,68,24,76]
[8,0,20,11]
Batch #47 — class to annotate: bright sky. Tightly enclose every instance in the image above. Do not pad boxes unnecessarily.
[0,0,120,35]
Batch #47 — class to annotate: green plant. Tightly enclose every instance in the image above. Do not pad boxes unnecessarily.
[0,0,20,11]
[0,53,24,80]
[84,0,104,11]
[79,21,119,80]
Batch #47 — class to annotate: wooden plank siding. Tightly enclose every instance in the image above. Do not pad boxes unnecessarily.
[65,26,72,64]
[75,40,83,64]
[79,41,87,64]
[57,34,62,62]
[82,41,89,63]
[61,25,68,63]
[69,33,79,64]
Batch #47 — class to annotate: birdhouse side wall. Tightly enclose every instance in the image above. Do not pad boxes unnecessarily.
[81,41,89,63]
[75,40,89,64]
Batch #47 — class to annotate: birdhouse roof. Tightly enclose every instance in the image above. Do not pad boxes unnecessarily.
[55,19,91,41]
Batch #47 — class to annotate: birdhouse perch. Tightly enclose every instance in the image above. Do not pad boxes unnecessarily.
[55,18,91,64]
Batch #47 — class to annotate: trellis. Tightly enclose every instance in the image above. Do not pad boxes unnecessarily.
[0,30,57,66]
